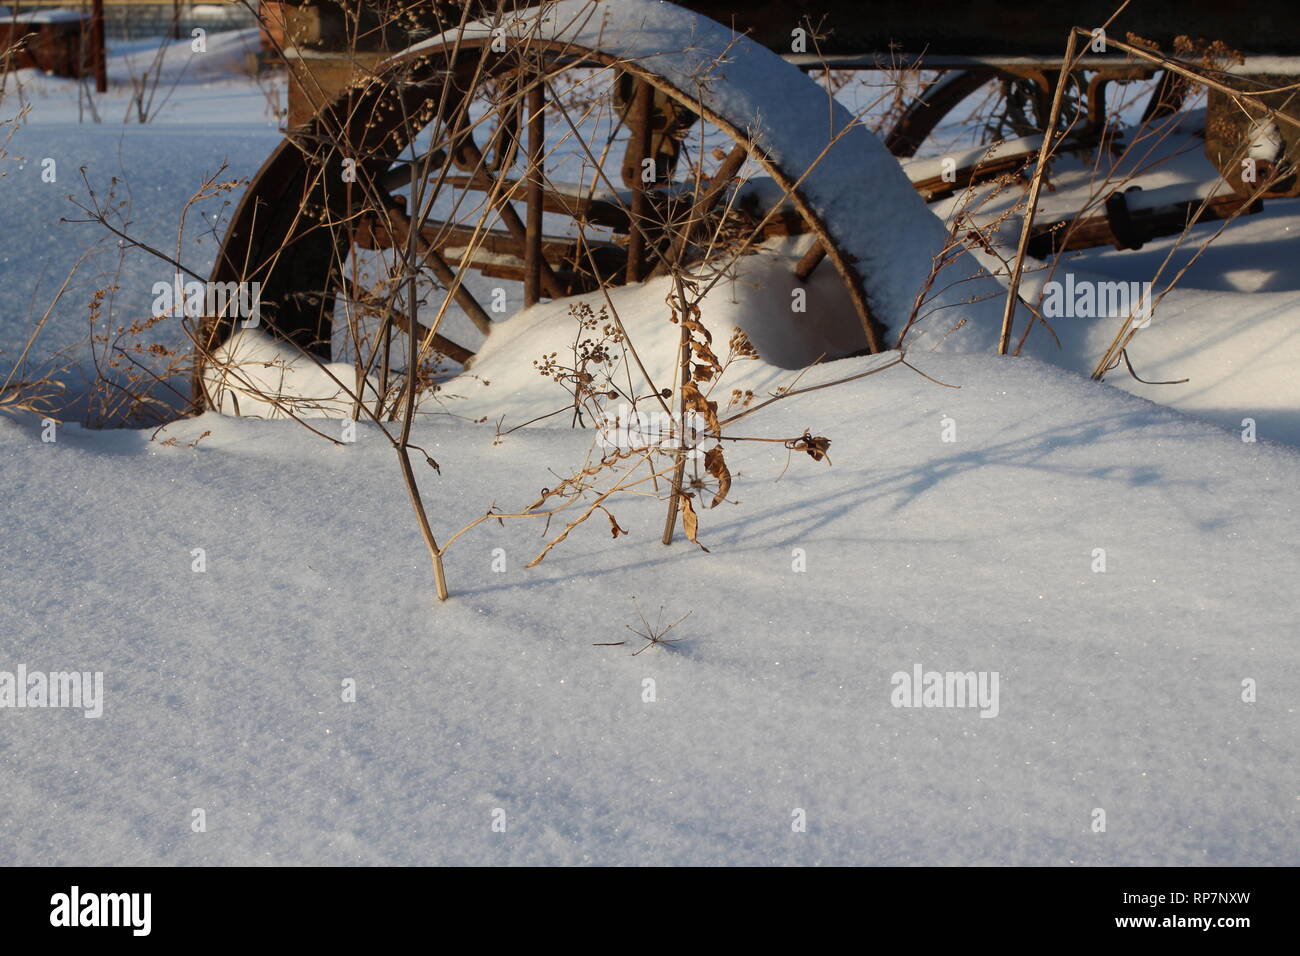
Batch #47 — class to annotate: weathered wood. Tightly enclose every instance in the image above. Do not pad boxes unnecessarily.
[435,173,630,230]
[377,201,495,337]
[1028,187,1263,257]
[793,241,826,281]
[207,21,900,381]
[457,139,567,300]
[336,278,476,366]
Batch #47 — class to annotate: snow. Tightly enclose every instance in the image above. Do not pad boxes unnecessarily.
[4,350,1299,865]
[2,5,1299,866]
[902,134,1043,184]
[1119,179,1236,213]
[0,8,85,25]
[205,324,380,418]
[916,107,1300,444]
[0,28,283,422]
[212,235,865,422]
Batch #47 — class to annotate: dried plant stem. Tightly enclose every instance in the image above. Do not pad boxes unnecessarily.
[398,164,449,602]
[998,28,1079,354]
[647,142,748,280]
[661,276,693,545]
[395,440,450,602]
[524,66,545,306]
[1089,171,1275,380]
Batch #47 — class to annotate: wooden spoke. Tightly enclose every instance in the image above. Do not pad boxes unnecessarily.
[456,137,567,300]
[365,194,495,337]
[336,277,476,367]
[524,70,545,306]
[793,241,826,282]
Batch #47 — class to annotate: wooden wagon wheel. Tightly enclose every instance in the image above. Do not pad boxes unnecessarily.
[199,1,1012,409]
[885,69,1001,158]
[884,65,1149,160]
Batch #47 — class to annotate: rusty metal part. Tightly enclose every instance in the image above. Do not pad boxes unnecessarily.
[1140,69,1189,123]
[885,65,1138,162]
[1084,66,1155,136]
[1205,74,1300,198]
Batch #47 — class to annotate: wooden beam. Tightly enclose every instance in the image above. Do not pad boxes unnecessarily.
[92,0,107,93]
[794,241,826,281]
[1028,188,1263,257]
[337,278,475,366]
[457,139,566,300]
[377,201,495,337]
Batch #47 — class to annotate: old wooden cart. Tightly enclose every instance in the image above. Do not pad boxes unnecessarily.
[200,0,1300,402]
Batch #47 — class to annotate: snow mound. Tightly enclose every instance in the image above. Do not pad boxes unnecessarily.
[208,241,864,422]
[923,124,1300,445]
[204,326,378,419]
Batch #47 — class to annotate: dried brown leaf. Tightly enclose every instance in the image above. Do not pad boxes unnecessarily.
[680,381,720,433]
[704,444,731,508]
[679,317,713,343]
[678,493,709,552]
[791,433,832,463]
[689,338,722,374]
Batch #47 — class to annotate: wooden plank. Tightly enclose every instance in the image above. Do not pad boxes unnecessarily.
[1028,188,1263,257]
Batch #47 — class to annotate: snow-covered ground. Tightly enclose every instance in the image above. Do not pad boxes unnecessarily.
[5,352,1298,865]
[1,8,1297,865]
